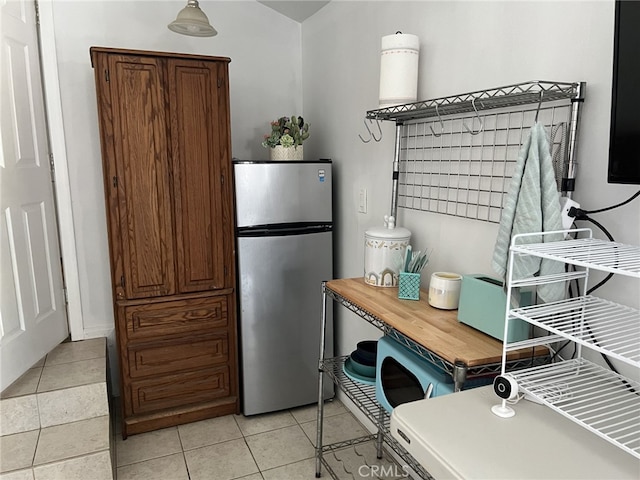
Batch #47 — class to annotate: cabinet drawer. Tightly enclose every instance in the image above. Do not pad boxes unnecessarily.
[129,367,230,415]
[128,333,228,378]
[123,296,228,340]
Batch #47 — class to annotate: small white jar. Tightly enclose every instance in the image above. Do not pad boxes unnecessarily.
[428,272,462,309]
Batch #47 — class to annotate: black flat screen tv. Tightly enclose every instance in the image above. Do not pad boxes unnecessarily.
[608,0,640,184]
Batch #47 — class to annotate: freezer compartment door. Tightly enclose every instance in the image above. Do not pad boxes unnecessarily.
[238,230,333,415]
[234,162,332,227]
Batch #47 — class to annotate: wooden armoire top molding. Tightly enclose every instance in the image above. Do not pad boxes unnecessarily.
[89,46,231,67]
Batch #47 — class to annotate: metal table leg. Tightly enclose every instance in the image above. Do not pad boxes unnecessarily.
[453,359,468,392]
[315,283,329,477]
[376,406,384,459]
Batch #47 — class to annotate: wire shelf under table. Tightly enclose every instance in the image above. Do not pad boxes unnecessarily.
[319,437,415,480]
[321,356,433,479]
[509,358,640,459]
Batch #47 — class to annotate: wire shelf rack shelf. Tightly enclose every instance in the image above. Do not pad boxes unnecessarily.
[510,296,640,367]
[508,358,640,459]
[501,228,640,461]
[366,81,581,122]
[512,236,640,278]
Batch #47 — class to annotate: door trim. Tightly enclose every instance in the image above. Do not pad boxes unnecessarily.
[36,0,84,340]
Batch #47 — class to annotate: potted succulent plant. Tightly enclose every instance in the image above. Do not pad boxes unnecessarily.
[262,115,310,160]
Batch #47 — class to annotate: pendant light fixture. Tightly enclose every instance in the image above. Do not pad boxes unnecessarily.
[168,0,217,37]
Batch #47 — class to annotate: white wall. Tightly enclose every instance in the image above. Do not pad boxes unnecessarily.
[302,0,639,377]
[49,0,639,393]
[49,0,302,389]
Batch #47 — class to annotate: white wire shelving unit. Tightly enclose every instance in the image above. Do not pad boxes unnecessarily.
[499,228,640,460]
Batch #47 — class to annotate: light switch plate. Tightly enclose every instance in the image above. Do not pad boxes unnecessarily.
[359,188,367,213]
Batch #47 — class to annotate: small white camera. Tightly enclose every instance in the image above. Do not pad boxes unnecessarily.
[493,374,519,401]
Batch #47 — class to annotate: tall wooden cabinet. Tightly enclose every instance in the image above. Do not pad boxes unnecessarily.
[90,47,238,437]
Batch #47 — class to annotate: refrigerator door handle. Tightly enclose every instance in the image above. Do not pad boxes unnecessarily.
[237,222,332,237]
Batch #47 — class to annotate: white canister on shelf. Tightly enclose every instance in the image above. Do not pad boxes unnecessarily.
[428,272,462,309]
[364,218,411,287]
[379,32,420,108]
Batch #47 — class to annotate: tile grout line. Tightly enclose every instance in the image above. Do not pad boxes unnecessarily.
[232,413,262,479]
[175,420,192,480]
[110,401,352,480]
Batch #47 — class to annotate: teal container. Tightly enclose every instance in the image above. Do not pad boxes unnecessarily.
[457,274,531,342]
[398,272,421,300]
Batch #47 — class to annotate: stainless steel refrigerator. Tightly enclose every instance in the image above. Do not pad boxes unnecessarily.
[234,160,334,415]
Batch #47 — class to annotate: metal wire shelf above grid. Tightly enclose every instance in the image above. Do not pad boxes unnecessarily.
[366,81,582,123]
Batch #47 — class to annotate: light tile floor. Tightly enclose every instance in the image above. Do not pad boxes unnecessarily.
[114,400,397,480]
[1,338,112,480]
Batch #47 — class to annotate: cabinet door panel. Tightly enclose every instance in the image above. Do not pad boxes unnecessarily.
[108,55,175,298]
[169,59,231,292]
[130,367,230,415]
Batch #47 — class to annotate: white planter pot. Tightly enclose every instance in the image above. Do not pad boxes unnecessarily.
[269,145,303,161]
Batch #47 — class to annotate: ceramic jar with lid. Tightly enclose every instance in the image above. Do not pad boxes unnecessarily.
[364,217,411,287]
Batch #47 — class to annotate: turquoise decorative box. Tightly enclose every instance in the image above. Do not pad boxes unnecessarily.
[457,274,531,342]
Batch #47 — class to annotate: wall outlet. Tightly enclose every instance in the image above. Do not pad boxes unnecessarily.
[560,197,580,230]
[358,188,367,213]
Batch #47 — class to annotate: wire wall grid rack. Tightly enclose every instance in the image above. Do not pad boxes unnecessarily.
[498,228,640,459]
[365,81,586,224]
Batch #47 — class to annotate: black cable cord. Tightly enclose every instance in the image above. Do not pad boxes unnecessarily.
[580,189,640,214]
[566,203,637,381]
[549,339,572,363]
[582,216,614,241]
[568,189,639,225]
[581,217,615,295]
[571,216,621,372]
[569,210,616,294]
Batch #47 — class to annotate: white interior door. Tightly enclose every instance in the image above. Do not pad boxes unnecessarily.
[0,0,69,391]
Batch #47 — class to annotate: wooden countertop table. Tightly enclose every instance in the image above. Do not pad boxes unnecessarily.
[326,277,545,369]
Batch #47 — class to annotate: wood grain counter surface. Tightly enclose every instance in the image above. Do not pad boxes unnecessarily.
[326,277,545,368]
